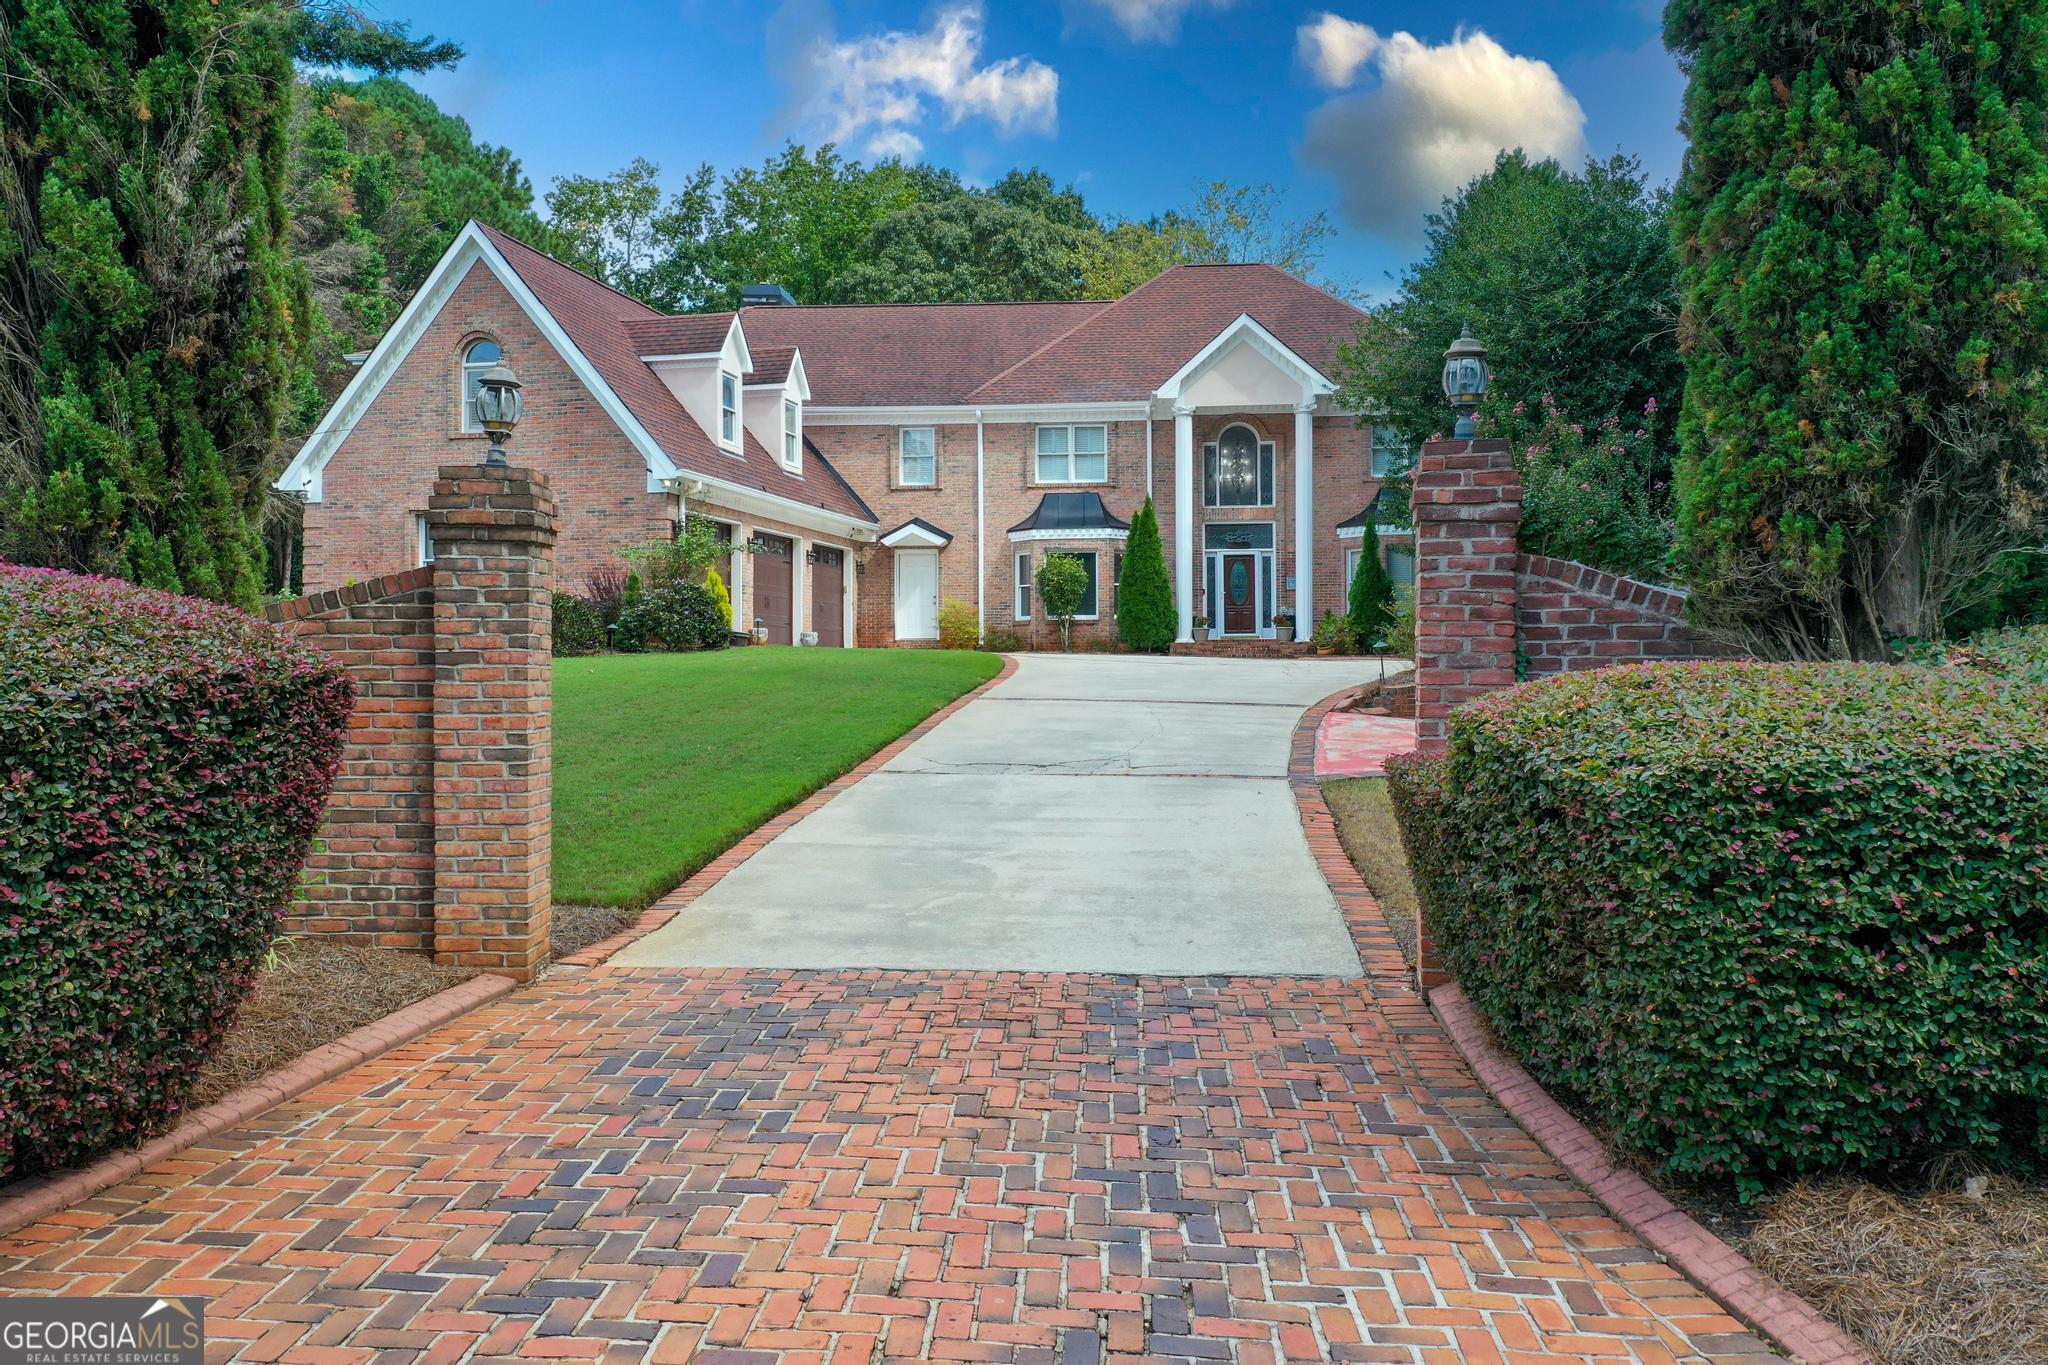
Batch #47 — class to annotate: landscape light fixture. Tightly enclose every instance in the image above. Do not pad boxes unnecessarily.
[473,360,524,466]
[1441,326,1489,439]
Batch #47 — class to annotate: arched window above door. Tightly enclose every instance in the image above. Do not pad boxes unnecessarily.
[1203,423,1275,507]
[461,339,502,431]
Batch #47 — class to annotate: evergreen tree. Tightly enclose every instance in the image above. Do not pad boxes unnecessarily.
[1117,498,1175,651]
[0,1,458,605]
[1666,1,2048,657]
[1348,524,1395,647]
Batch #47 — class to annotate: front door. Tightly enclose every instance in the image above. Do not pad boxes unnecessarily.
[894,549,938,641]
[754,534,794,644]
[812,546,845,647]
[1221,552,1258,635]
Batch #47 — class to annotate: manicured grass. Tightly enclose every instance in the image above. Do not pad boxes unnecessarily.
[552,648,1000,908]
[1321,777,1421,967]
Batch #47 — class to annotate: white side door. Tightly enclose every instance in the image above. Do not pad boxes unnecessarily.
[894,550,939,641]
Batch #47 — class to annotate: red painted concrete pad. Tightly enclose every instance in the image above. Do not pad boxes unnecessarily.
[1314,711,1417,779]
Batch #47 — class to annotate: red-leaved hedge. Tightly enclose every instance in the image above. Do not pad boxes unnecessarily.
[1388,661,2047,1195]
[0,565,352,1178]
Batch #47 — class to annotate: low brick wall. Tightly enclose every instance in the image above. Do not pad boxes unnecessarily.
[266,464,556,980]
[1411,439,1727,752]
[1517,554,1726,675]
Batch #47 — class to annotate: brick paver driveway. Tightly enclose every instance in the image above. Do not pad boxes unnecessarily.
[0,662,1777,1364]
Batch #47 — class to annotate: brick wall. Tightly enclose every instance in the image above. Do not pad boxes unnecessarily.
[1411,439,1728,754]
[267,464,556,980]
[1517,554,1726,675]
[305,262,676,596]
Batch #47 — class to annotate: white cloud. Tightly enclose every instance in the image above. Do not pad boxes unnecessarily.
[1296,12,1380,89]
[781,3,1058,159]
[1297,21,1586,237]
[1069,0,1231,42]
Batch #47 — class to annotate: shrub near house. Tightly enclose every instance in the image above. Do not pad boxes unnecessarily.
[0,566,352,1177]
[1389,661,2048,1193]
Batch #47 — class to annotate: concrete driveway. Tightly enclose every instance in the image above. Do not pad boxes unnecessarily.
[614,653,1396,976]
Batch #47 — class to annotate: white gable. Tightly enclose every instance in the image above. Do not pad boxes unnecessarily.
[1152,313,1336,408]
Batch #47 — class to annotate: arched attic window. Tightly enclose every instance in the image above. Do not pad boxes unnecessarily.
[461,339,502,432]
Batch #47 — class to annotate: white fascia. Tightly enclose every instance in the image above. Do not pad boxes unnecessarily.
[879,521,952,549]
[806,401,1149,427]
[1336,524,1415,540]
[277,221,679,501]
[666,471,877,542]
[1150,313,1338,406]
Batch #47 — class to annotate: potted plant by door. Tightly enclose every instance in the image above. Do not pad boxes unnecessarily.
[1272,612,1295,641]
[1192,614,1211,644]
[1312,611,1356,656]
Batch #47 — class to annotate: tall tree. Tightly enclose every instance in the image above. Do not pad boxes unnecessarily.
[1116,498,1174,651]
[826,196,1088,303]
[1336,152,1680,459]
[0,1,456,604]
[1667,0,2048,657]
[1348,524,1395,648]
[1184,181,1336,281]
[1078,214,1215,300]
[544,158,670,300]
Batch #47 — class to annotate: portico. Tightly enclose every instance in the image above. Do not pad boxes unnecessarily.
[1155,315,1339,644]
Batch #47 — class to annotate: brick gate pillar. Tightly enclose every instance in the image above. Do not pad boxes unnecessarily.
[426,464,557,980]
[1411,438,1521,756]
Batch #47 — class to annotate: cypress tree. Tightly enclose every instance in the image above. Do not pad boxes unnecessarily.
[1348,523,1395,647]
[1117,497,1175,650]
[1666,1,2048,657]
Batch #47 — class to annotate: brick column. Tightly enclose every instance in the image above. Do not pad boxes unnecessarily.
[427,464,556,980]
[1412,437,1521,754]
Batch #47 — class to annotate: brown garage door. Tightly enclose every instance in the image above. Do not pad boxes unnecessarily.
[812,546,845,648]
[753,534,793,644]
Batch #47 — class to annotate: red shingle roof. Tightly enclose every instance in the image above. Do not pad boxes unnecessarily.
[621,313,738,357]
[479,226,872,525]
[736,300,1109,406]
[965,264,1367,404]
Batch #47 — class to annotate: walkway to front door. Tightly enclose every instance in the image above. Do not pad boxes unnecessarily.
[614,654,1394,975]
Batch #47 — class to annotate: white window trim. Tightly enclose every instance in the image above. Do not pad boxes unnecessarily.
[782,399,802,471]
[1014,551,1032,620]
[1034,424,1109,485]
[1068,549,1102,621]
[720,372,740,449]
[460,340,500,433]
[898,426,937,487]
[1203,424,1276,509]
[1371,425,1412,479]
[415,513,435,567]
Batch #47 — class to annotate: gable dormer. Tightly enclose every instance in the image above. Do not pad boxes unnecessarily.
[629,313,752,457]
[743,348,810,476]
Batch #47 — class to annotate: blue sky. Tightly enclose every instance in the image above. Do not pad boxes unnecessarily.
[390,0,1684,298]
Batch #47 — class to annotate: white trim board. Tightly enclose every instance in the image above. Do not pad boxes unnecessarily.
[1151,313,1338,405]
[277,221,679,501]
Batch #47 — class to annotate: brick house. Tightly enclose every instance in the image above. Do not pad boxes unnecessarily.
[280,222,1415,649]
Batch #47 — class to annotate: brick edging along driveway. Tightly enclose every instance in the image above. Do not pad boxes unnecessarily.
[1285,679,1868,1365]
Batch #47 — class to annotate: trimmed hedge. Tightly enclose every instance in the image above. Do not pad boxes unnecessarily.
[1388,661,2047,1193]
[615,581,727,652]
[0,565,352,1177]
[553,591,605,656]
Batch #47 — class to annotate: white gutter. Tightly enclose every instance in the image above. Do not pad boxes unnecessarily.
[975,409,986,636]
[665,472,878,542]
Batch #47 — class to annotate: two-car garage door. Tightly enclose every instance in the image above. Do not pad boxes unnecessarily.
[748,534,846,646]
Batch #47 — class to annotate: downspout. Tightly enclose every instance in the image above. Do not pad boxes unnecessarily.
[975,409,986,636]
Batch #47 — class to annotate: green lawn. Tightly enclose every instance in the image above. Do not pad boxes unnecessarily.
[552,648,1001,908]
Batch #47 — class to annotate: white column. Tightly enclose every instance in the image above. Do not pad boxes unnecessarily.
[1174,403,1195,643]
[1294,400,1316,643]
[975,410,986,637]
[793,536,810,644]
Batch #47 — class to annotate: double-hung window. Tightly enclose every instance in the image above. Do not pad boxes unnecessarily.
[719,373,740,447]
[1035,424,1107,483]
[1014,553,1032,619]
[782,400,801,469]
[1371,425,1411,478]
[898,427,936,486]
[1203,424,1274,507]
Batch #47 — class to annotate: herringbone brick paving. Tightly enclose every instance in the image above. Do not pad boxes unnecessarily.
[0,675,1782,1363]
[0,969,1771,1363]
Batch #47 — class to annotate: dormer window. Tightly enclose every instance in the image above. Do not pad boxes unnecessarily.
[720,372,740,447]
[782,400,800,470]
[461,339,501,432]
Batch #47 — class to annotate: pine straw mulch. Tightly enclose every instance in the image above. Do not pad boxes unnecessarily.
[550,904,642,959]
[185,942,477,1109]
[1744,1165,2048,1365]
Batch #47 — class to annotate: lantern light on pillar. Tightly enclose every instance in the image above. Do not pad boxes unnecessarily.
[473,360,524,466]
[1441,326,1489,439]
